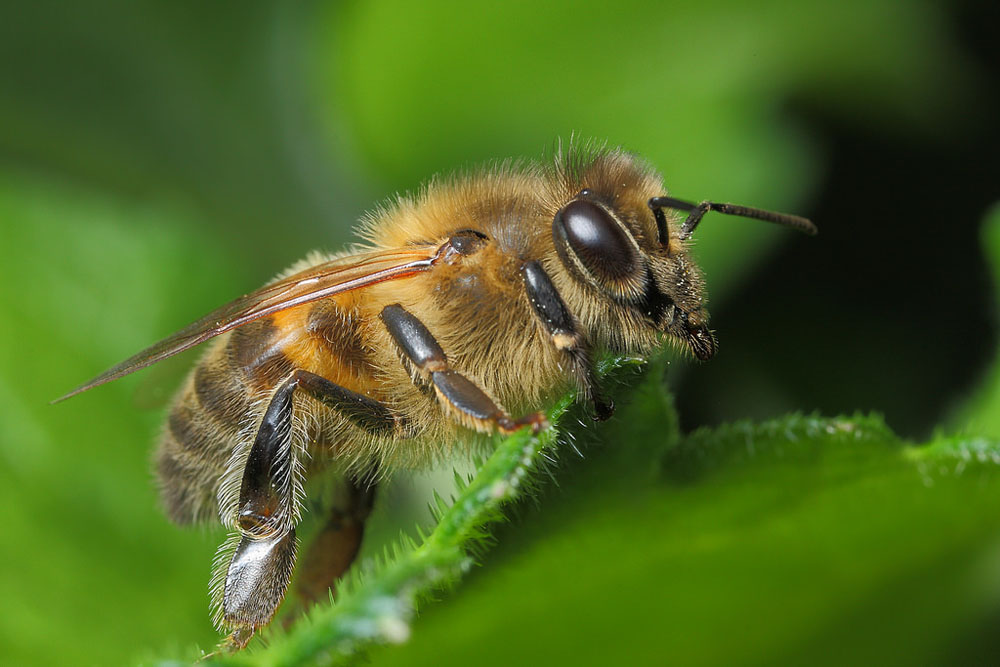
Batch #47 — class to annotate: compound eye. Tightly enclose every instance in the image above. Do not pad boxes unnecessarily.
[553,199,642,288]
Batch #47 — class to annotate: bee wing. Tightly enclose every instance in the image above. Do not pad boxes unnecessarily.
[55,245,441,402]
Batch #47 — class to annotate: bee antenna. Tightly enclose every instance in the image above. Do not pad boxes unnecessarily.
[647,196,817,243]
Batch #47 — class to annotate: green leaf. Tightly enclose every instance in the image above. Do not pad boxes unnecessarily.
[951,203,1000,438]
[364,410,1000,666]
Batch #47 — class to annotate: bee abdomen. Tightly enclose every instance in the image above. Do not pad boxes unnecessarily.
[156,352,253,525]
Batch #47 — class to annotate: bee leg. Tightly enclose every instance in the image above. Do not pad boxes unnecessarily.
[286,371,392,607]
[219,371,396,647]
[295,475,377,607]
[380,304,547,434]
[521,260,614,420]
[219,375,300,648]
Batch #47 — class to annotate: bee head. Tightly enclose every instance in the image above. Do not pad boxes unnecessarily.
[551,189,717,360]
[551,186,815,361]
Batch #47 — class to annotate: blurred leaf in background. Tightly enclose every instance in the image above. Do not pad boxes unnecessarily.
[953,204,1000,439]
[0,0,997,664]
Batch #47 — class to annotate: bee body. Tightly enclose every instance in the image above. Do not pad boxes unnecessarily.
[159,164,595,523]
[61,143,815,648]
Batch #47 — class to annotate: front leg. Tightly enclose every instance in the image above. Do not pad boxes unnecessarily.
[380,304,546,434]
[521,260,613,420]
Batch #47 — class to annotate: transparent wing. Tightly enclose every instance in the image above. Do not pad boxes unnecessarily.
[56,245,441,402]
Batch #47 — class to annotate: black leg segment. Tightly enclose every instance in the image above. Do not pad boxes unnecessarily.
[235,370,395,538]
[380,304,546,433]
[522,260,578,348]
[237,376,296,537]
[296,371,396,436]
[380,304,447,371]
[521,260,613,421]
[220,368,397,647]
[431,369,539,432]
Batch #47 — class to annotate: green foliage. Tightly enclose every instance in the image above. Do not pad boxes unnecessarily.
[952,204,1000,438]
[316,0,969,297]
[364,405,1000,665]
[0,172,228,665]
[0,2,996,666]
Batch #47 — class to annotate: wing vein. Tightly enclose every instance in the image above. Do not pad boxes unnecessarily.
[54,246,441,402]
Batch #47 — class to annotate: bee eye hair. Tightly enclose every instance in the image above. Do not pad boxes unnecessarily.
[552,199,642,287]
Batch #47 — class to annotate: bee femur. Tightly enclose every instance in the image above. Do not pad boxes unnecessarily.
[647,196,817,244]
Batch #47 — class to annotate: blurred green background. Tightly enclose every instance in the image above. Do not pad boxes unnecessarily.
[1,0,998,664]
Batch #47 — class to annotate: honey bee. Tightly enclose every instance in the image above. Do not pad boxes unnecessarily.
[58,143,815,648]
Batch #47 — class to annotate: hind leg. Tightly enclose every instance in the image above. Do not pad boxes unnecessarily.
[295,476,377,606]
[215,371,395,649]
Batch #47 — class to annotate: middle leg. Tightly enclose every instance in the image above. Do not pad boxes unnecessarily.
[294,474,378,607]
[380,304,546,434]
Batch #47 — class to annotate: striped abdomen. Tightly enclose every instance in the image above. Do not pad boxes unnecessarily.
[156,300,368,524]
[156,316,295,524]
